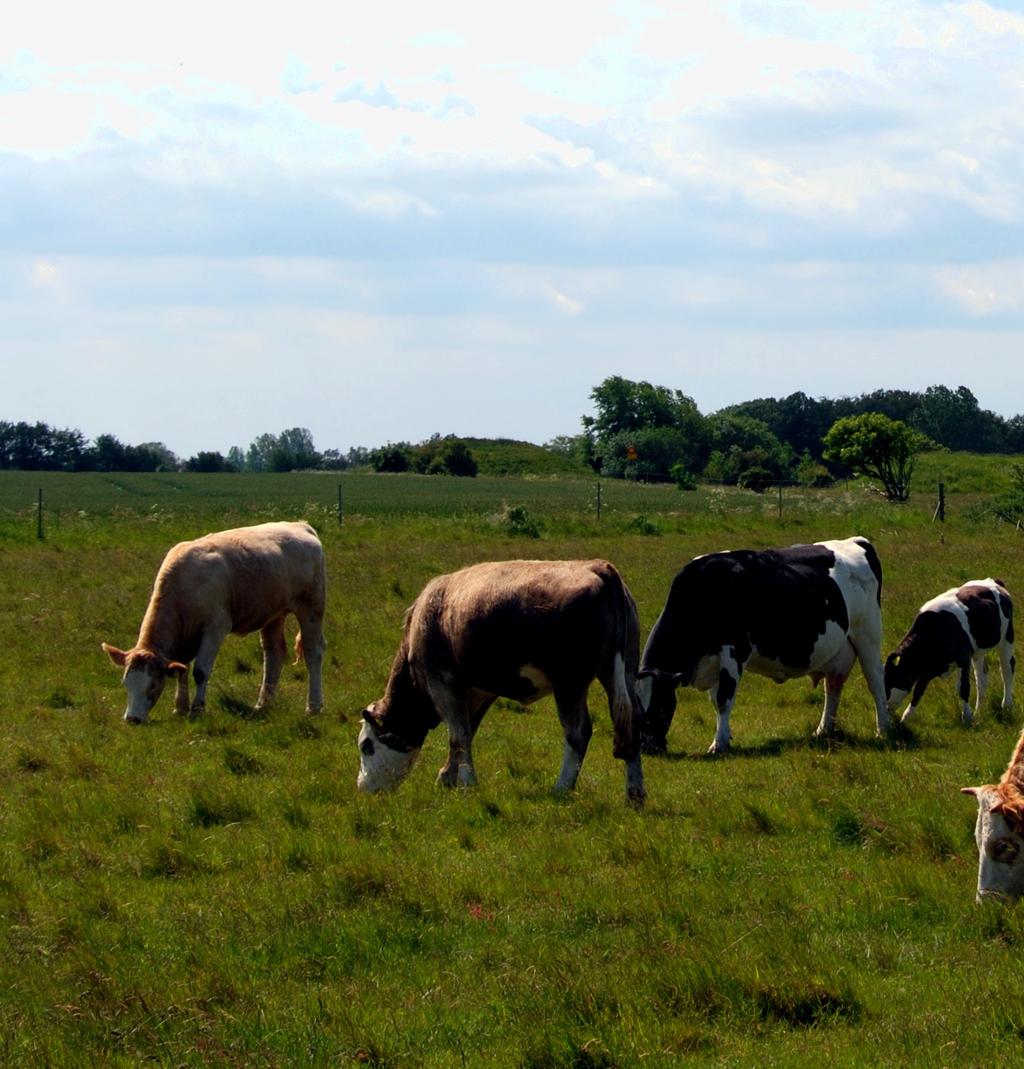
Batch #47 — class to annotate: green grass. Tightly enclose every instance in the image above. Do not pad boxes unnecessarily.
[2,468,1024,1065]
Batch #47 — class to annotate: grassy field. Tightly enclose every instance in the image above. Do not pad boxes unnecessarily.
[2,467,1024,1066]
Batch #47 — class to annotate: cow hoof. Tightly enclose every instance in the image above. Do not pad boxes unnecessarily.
[124,715,144,726]
[626,787,647,808]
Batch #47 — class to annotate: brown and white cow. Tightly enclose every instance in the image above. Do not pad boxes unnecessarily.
[102,520,326,723]
[637,536,890,754]
[885,578,1014,725]
[963,730,1024,903]
[356,558,646,803]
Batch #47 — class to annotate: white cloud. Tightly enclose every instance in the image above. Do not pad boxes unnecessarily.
[936,260,1024,316]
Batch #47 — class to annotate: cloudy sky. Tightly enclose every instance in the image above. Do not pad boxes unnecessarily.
[4,0,1024,457]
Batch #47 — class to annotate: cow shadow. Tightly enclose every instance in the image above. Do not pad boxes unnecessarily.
[653,722,923,762]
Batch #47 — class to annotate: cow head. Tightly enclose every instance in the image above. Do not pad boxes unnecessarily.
[102,643,187,724]
[635,668,685,754]
[883,650,916,712]
[356,703,422,792]
[961,784,1024,903]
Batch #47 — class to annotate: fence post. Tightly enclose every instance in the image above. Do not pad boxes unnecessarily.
[37,488,44,541]
[337,483,344,526]
[933,482,945,523]
[596,482,602,522]
[777,483,783,521]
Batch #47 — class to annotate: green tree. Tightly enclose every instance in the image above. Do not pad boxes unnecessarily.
[369,443,412,473]
[434,439,478,477]
[822,413,932,502]
[584,376,701,438]
[583,376,708,481]
[186,451,231,472]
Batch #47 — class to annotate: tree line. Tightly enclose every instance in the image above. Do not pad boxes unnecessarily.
[1,381,1017,492]
[547,379,1018,497]
[0,424,367,475]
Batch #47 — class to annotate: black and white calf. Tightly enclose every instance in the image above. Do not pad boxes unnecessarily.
[357,559,646,803]
[885,579,1014,725]
[637,536,890,754]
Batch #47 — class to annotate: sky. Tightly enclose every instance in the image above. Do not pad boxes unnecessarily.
[3,0,1024,458]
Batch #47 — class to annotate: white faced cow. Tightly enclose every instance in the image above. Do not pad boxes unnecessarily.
[102,520,326,723]
[637,536,890,754]
[356,559,646,803]
[885,579,1014,725]
[962,731,1024,903]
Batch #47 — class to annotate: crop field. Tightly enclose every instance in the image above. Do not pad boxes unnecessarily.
[2,468,1024,1066]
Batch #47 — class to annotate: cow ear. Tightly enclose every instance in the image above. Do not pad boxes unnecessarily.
[961,786,980,798]
[165,661,188,678]
[102,643,128,667]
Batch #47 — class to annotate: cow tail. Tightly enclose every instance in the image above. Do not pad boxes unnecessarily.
[603,563,640,761]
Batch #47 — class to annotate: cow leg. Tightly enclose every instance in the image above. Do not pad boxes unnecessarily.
[438,692,496,785]
[430,685,478,789]
[851,634,891,736]
[295,610,326,714]
[958,658,974,724]
[814,641,856,737]
[708,654,742,754]
[255,617,287,711]
[469,693,496,737]
[900,677,931,724]
[191,623,230,714]
[554,686,593,793]
[998,640,1015,711]
[972,652,989,721]
[173,670,190,716]
[598,656,646,803]
[815,672,848,736]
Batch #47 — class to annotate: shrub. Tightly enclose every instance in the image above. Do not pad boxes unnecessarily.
[738,466,775,493]
[671,464,698,491]
[500,504,541,538]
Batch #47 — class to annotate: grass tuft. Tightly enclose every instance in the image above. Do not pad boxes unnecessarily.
[753,980,862,1027]
[187,789,254,828]
[223,747,265,776]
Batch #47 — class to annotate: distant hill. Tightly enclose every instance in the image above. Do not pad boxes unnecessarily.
[462,438,589,477]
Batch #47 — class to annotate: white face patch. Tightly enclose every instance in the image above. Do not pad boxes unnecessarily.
[122,664,165,723]
[356,719,421,792]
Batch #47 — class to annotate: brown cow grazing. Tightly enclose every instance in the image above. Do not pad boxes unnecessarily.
[963,729,1024,903]
[356,559,646,803]
[102,520,326,723]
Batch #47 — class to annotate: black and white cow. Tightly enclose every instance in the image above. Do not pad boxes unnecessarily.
[356,559,646,803]
[885,579,1014,725]
[637,536,890,754]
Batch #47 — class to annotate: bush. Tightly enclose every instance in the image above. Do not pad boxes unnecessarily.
[738,466,775,493]
[671,464,698,491]
[628,514,661,536]
[500,504,541,538]
[370,444,412,473]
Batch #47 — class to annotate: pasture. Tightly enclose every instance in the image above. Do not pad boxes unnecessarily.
[2,469,1024,1066]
